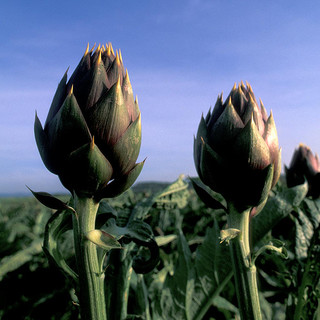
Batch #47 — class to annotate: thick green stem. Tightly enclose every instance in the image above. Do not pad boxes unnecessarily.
[227,204,262,320]
[73,195,107,320]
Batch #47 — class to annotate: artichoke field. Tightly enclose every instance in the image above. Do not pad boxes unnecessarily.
[9,44,318,320]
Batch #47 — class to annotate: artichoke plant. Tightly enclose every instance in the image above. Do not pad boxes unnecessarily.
[194,82,281,212]
[32,44,154,320]
[193,82,282,320]
[285,144,320,198]
[35,43,143,199]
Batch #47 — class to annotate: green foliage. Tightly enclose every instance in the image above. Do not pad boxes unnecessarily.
[1,177,320,319]
[152,223,232,320]
[0,196,78,319]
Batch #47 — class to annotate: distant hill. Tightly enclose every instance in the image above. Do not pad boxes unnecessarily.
[132,181,171,194]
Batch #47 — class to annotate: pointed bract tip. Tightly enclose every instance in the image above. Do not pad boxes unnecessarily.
[135,95,138,104]
[238,84,243,94]
[116,75,121,89]
[106,44,111,56]
[96,49,102,65]
[90,43,96,53]
[232,83,237,90]
[137,112,142,129]
[69,84,74,96]
[109,43,114,55]
[299,142,307,149]
[250,112,256,126]
[64,67,70,78]
[97,44,101,51]
[101,44,106,52]
[84,43,89,56]
[35,110,39,121]
[124,69,130,83]
[90,136,95,150]
[115,50,121,65]
[119,49,123,64]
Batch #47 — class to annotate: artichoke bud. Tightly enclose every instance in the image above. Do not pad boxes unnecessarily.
[35,43,143,198]
[194,82,281,213]
[61,137,113,197]
[285,143,320,198]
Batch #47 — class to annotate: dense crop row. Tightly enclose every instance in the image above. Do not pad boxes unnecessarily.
[0,176,319,319]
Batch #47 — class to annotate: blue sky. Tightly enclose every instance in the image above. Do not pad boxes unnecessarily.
[1,0,320,195]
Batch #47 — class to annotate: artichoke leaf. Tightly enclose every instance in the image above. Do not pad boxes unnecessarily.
[86,229,122,251]
[34,113,58,173]
[45,70,68,127]
[46,93,92,161]
[62,140,113,196]
[96,160,145,200]
[189,177,227,210]
[109,113,141,175]
[231,116,271,170]
[209,99,244,150]
[200,141,225,192]
[87,79,131,147]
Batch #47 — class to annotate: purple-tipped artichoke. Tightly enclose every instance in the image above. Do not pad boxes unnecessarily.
[285,144,320,198]
[194,82,281,212]
[35,43,143,199]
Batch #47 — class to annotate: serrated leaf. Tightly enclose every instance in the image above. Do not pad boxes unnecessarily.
[154,220,233,320]
[301,198,320,229]
[251,181,308,246]
[293,221,320,319]
[295,208,313,260]
[154,229,194,320]
[130,175,189,221]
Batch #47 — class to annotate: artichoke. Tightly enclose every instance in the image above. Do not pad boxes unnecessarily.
[35,43,143,199]
[285,144,320,198]
[194,82,281,212]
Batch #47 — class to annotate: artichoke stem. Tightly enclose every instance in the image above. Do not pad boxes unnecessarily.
[227,204,262,320]
[73,195,107,320]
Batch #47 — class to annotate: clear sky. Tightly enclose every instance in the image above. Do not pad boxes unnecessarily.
[1,0,320,195]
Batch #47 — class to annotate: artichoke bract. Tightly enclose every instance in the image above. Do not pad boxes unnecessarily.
[35,43,143,199]
[285,144,320,198]
[194,82,281,212]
